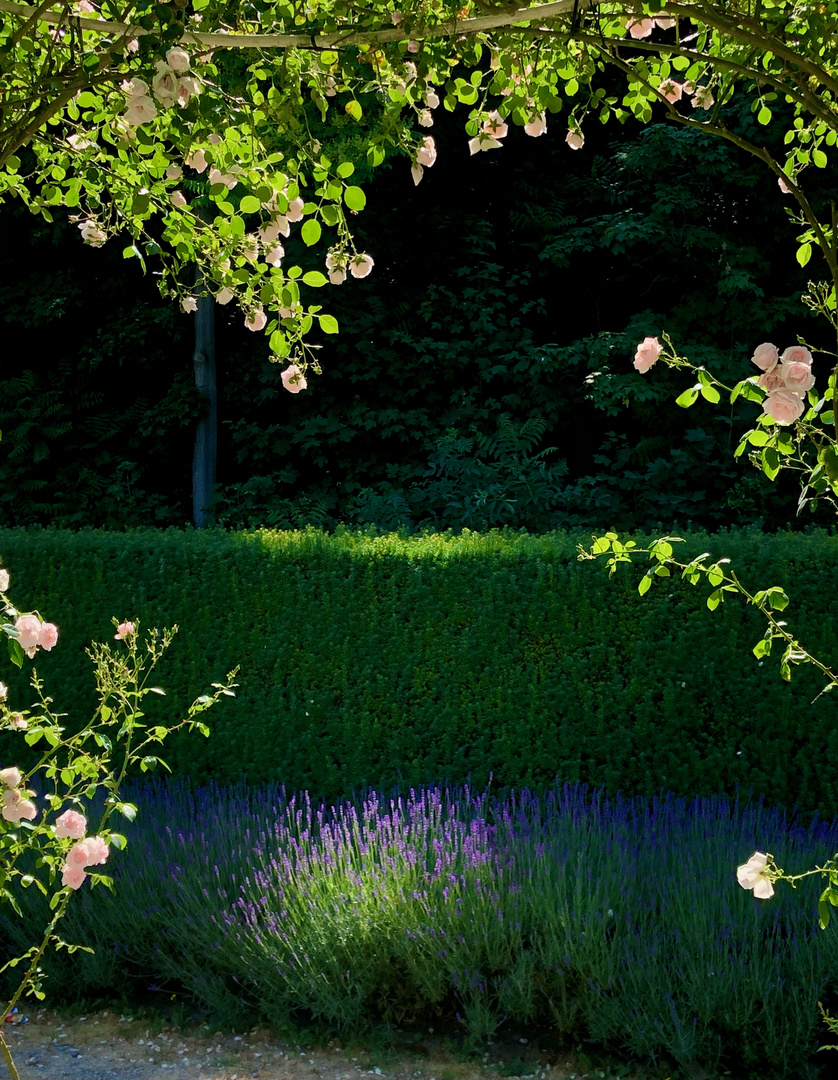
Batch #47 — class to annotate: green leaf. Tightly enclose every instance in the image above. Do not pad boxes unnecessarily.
[117,802,137,822]
[336,162,354,178]
[814,148,828,168]
[366,145,385,168]
[301,219,322,246]
[344,186,366,212]
[747,430,770,446]
[109,832,127,850]
[797,242,813,267]
[762,446,781,481]
[757,106,772,125]
[700,384,721,404]
[7,638,23,669]
[638,574,652,596]
[706,590,722,612]
[302,271,327,287]
[319,314,339,334]
[239,195,261,214]
[345,100,362,121]
[753,638,772,659]
[675,386,700,408]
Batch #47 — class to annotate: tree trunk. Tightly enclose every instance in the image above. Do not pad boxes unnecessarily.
[192,294,217,528]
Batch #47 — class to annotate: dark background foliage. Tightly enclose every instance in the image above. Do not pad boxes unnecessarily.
[1,93,833,533]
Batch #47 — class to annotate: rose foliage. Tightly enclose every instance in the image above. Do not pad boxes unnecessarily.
[0,559,237,1079]
[2,0,838,387]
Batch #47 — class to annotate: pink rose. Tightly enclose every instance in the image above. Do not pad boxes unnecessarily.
[123,95,157,127]
[265,245,284,267]
[627,17,654,38]
[216,288,234,305]
[165,164,182,180]
[245,308,267,332]
[407,40,419,53]
[14,615,41,652]
[757,369,785,393]
[281,365,308,393]
[778,176,791,194]
[68,836,109,868]
[0,767,22,789]
[0,568,8,592]
[468,134,503,154]
[259,221,282,245]
[350,254,374,278]
[658,81,683,104]
[186,149,208,173]
[524,114,547,137]
[61,864,87,890]
[425,88,440,109]
[780,345,813,368]
[633,336,662,374]
[38,622,58,651]
[166,47,191,72]
[182,297,198,314]
[751,342,779,372]
[416,136,437,168]
[55,810,87,840]
[411,163,424,186]
[418,109,434,128]
[763,389,804,425]
[482,111,508,139]
[114,621,135,640]
[286,198,305,223]
[328,268,347,284]
[565,130,585,150]
[781,361,815,394]
[152,62,178,107]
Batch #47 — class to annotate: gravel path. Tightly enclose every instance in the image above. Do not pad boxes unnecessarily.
[2,1010,612,1080]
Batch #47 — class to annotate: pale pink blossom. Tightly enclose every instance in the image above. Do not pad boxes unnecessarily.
[62,864,87,890]
[0,683,6,701]
[392,11,403,23]
[469,134,503,155]
[114,621,135,640]
[9,715,27,731]
[166,47,191,72]
[416,136,437,167]
[658,80,683,104]
[654,16,676,30]
[123,95,157,126]
[265,245,284,267]
[0,569,8,592]
[208,133,223,145]
[75,0,96,12]
[186,149,208,173]
[67,133,94,151]
[78,220,107,247]
[245,308,267,332]
[81,835,109,865]
[259,221,282,245]
[329,267,347,284]
[126,38,139,53]
[152,61,178,107]
[736,851,774,899]
[325,77,337,97]
[182,297,198,313]
[751,342,779,372]
[286,198,305,223]
[165,164,183,181]
[524,114,547,137]
[54,810,87,840]
[418,109,434,127]
[170,190,187,208]
[482,111,508,139]
[281,365,308,393]
[176,76,200,108]
[633,336,662,374]
[14,616,41,653]
[407,40,419,53]
[757,369,785,393]
[781,362,815,394]
[692,85,714,110]
[566,130,585,150]
[778,176,792,194]
[209,169,238,191]
[38,623,58,652]
[780,345,813,368]
[626,17,654,38]
[350,253,374,278]
[3,796,37,823]
[411,163,424,186]
[425,88,440,109]
[216,287,235,305]
[0,767,22,789]
[763,389,804,425]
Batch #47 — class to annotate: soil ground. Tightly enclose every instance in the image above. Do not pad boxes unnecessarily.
[0,1008,649,1080]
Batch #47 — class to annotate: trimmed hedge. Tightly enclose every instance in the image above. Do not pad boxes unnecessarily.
[0,526,836,815]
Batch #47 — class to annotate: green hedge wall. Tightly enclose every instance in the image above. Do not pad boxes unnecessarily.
[1,526,837,816]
